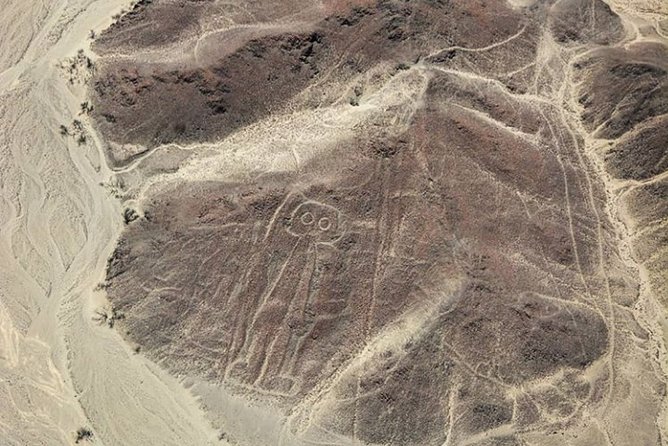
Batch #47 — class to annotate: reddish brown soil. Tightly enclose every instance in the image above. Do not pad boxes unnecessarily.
[94,0,667,444]
[90,0,534,160]
[105,72,615,445]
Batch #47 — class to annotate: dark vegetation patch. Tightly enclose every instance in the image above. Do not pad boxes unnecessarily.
[74,427,93,444]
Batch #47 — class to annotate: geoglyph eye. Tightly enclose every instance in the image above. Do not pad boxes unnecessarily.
[301,212,315,225]
[318,217,331,231]
[287,200,344,241]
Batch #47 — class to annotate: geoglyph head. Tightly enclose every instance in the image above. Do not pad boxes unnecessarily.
[287,200,344,243]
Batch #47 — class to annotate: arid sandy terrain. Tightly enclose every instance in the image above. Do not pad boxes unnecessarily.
[0,0,666,445]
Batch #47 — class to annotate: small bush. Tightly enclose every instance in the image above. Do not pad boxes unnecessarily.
[94,281,109,291]
[123,208,139,224]
[75,427,93,443]
[80,101,93,114]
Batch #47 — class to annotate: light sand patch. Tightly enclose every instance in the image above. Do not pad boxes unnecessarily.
[0,0,223,444]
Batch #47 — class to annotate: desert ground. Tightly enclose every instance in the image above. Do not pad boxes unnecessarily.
[0,0,666,445]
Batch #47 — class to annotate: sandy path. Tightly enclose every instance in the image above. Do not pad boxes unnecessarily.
[0,1,219,444]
